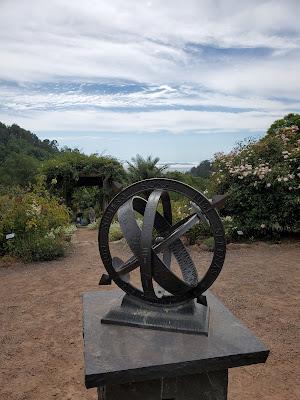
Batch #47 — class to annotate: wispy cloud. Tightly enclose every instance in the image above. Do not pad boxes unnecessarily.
[1,81,300,115]
[0,108,282,135]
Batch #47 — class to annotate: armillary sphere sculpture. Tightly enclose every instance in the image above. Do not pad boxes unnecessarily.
[98,178,226,334]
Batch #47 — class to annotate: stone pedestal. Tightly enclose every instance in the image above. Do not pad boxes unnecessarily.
[83,290,269,399]
[97,370,228,400]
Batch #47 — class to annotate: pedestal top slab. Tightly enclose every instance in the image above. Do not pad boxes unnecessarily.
[83,290,269,388]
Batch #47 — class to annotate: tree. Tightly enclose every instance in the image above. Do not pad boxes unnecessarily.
[190,160,212,178]
[165,170,207,191]
[0,121,59,187]
[267,113,300,136]
[127,154,168,182]
[0,122,59,160]
[0,153,39,186]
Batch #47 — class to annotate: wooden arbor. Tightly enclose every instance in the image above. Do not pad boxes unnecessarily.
[60,174,122,209]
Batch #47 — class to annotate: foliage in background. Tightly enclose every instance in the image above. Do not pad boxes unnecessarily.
[1,113,299,262]
[127,154,168,182]
[267,113,300,136]
[211,114,300,238]
[170,199,234,244]
[0,180,75,262]
[190,160,212,178]
[109,221,124,241]
[87,219,100,230]
[0,122,58,186]
[42,149,125,185]
[202,237,215,251]
[165,170,208,197]
[72,187,103,218]
[42,149,126,208]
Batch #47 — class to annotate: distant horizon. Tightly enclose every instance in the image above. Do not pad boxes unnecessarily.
[2,117,266,164]
[34,128,264,163]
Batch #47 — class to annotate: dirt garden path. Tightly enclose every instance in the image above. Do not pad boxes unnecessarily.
[0,229,299,400]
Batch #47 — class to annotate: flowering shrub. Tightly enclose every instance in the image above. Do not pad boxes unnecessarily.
[0,184,74,261]
[211,114,300,237]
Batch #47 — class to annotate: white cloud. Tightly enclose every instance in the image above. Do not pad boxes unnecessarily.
[1,82,299,116]
[0,1,299,89]
[0,0,299,139]
[0,108,282,135]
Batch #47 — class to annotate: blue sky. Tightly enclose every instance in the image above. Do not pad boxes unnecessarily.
[0,0,299,165]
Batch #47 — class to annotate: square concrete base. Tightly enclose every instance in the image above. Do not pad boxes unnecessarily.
[83,290,269,398]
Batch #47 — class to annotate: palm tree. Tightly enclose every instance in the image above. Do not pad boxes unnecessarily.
[127,154,168,182]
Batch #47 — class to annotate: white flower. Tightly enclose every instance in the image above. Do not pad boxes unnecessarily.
[283,177,288,182]
[266,183,271,187]
[261,224,266,229]
[277,177,282,182]
[44,231,55,239]
[26,201,42,216]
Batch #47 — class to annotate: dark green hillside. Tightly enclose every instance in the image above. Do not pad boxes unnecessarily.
[0,122,59,186]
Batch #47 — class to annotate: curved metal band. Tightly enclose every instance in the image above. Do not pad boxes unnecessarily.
[117,196,198,296]
[140,190,166,297]
[134,197,198,286]
[158,191,172,272]
[117,199,141,257]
